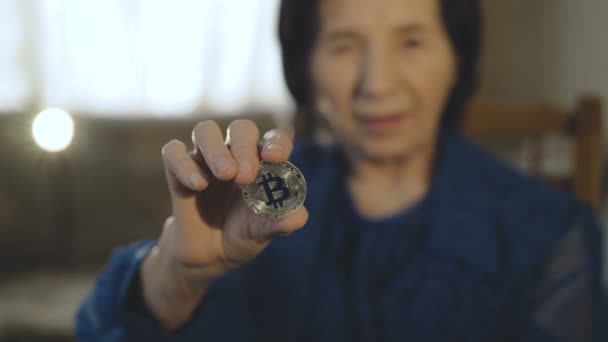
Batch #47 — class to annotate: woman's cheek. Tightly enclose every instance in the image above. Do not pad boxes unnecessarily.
[414,58,454,115]
[318,64,358,123]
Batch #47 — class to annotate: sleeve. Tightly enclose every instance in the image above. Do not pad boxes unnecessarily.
[74,240,255,341]
[523,209,608,342]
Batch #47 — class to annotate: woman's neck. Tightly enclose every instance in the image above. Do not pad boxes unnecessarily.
[346,142,436,219]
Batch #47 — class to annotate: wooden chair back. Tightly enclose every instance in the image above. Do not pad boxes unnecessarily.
[463,95,604,212]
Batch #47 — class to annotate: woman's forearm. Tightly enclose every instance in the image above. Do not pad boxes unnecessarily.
[140,242,217,332]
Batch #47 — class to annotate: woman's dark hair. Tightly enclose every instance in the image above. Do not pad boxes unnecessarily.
[278,0,482,137]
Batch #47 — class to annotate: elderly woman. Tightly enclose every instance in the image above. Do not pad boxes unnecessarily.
[76,0,606,340]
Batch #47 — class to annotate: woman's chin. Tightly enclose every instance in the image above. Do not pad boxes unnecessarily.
[352,139,421,163]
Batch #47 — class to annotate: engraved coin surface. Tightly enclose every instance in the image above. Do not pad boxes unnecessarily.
[241,161,307,220]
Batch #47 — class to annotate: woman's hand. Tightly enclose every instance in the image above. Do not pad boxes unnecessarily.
[142,119,308,330]
[160,119,308,274]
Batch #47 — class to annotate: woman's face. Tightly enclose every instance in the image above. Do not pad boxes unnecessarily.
[311,0,457,161]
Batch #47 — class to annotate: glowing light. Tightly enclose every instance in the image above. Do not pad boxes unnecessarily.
[32,108,75,152]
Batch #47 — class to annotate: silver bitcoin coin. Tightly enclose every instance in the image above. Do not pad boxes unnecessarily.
[241,161,307,220]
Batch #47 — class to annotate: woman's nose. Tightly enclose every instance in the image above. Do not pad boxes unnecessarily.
[356,48,400,100]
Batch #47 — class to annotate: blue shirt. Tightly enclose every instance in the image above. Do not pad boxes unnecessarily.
[75,132,607,341]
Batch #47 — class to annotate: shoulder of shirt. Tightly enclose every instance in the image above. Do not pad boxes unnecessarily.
[460,136,595,266]
[290,140,335,170]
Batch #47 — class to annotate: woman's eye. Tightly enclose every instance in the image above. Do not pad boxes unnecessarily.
[403,38,422,49]
[330,43,356,56]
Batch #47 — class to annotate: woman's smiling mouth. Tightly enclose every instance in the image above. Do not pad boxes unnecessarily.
[355,112,411,135]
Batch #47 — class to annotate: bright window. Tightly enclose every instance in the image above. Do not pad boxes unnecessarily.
[0,0,293,118]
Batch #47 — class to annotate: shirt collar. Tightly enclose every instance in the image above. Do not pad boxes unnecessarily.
[426,131,499,274]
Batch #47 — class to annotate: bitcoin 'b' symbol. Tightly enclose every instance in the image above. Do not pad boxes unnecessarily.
[242,161,307,220]
[257,172,290,209]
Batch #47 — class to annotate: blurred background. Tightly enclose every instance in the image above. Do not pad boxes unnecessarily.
[0,0,606,341]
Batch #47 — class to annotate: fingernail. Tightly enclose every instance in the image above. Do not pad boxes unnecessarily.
[190,174,204,188]
[215,157,233,176]
[238,160,252,177]
[265,144,283,153]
